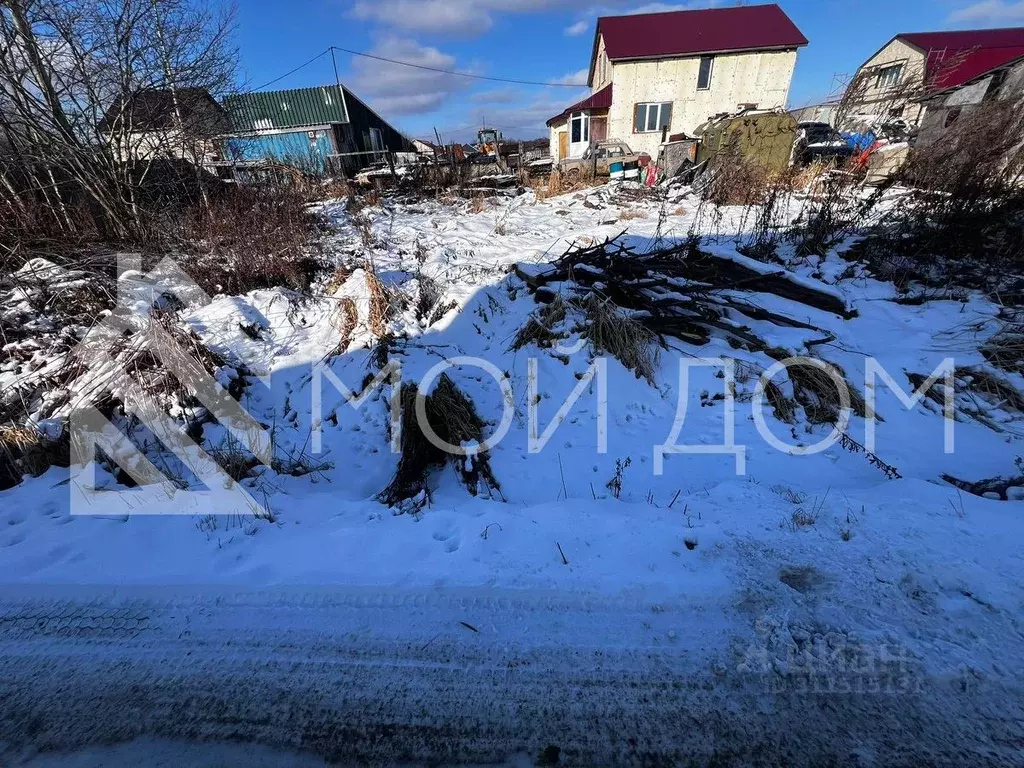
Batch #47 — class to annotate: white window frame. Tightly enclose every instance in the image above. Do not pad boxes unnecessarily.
[570,111,590,145]
[875,63,903,90]
[697,56,714,90]
[633,102,672,134]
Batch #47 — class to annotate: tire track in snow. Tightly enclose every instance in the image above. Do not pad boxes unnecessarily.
[0,586,1022,766]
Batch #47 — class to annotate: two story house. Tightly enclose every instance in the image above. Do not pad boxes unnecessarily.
[547,3,808,162]
[842,27,1024,127]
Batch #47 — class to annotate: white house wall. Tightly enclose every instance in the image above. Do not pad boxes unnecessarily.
[607,49,798,158]
[847,38,927,124]
[592,36,612,90]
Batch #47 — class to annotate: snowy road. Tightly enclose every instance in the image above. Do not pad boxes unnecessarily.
[2,585,1022,767]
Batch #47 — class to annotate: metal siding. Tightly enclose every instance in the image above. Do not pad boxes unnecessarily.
[225,85,349,131]
[223,128,336,173]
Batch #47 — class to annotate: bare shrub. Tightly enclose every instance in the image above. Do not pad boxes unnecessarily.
[176,184,322,295]
[738,168,798,262]
[606,456,632,499]
[0,0,238,243]
[790,170,864,257]
[852,98,1024,294]
[699,142,770,207]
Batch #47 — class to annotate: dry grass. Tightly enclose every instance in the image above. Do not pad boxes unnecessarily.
[581,296,660,383]
[378,376,501,509]
[333,297,358,355]
[510,295,568,350]
[364,268,391,338]
[790,507,818,529]
[956,366,1024,413]
[791,159,833,193]
[470,195,486,214]
[981,328,1024,374]
[769,355,868,424]
[0,423,69,490]
[618,209,647,222]
[323,265,355,295]
[533,167,604,200]
[207,432,260,483]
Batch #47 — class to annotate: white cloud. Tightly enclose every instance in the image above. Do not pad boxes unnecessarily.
[947,0,1024,24]
[351,0,556,37]
[348,37,471,116]
[549,68,590,86]
[350,0,720,38]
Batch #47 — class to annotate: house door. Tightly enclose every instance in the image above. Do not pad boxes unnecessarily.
[591,116,607,143]
[569,111,590,158]
[558,131,568,160]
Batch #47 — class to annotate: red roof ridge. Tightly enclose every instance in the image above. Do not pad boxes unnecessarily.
[899,26,1024,39]
[593,3,807,80]
[596,2,784,23]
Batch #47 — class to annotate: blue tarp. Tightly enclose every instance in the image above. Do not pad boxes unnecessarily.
[843,131,876,152]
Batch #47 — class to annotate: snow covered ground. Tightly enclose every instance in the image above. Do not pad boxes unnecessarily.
[3,183,1024,765]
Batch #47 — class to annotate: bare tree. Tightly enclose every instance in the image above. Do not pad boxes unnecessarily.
[0,0,238,242]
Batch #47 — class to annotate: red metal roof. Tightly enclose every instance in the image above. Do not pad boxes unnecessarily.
[596,4,807,63]
[899,28,1024,89]
[547,83,613,126]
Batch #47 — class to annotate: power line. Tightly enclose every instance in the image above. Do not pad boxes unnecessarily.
[250,49,331,91]
[248,45,586,93]
[329,45,584,88]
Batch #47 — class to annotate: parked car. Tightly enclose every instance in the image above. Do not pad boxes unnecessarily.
[794,122,856,167]
[559,141,643,180]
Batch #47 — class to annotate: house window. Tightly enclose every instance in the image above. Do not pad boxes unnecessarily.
[876,63,903,89]
[570,111,589,144]
[697,56,714,90]
[369,127,384,152]
[633,102,673,133]
[986,68,1008,100]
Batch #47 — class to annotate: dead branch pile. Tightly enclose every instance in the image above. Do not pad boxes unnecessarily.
[514,236,852,356]
[378,375,502,511]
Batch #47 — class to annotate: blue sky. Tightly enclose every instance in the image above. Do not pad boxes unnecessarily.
[232,0,1024,142]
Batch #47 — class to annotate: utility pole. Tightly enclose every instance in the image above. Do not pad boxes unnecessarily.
[329,47,352,176]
